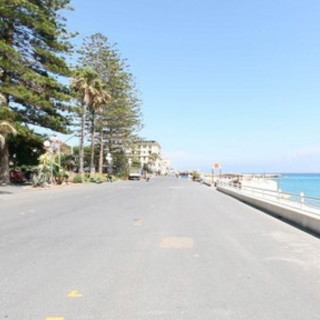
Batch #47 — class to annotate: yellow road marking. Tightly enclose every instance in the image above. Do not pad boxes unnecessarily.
[67,290,82,298]
[160,237,194,249]
[45,317,64,320]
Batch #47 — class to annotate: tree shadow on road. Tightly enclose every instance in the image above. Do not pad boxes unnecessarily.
[0,191,12,194]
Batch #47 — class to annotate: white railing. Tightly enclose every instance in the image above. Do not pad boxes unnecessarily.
[217,182,320,215]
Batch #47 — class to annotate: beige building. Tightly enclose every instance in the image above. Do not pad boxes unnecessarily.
[127,140,169,173]
[159,158,171,175]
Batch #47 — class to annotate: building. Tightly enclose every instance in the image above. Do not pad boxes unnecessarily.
[159,158,171,175]
[127,140,169,174]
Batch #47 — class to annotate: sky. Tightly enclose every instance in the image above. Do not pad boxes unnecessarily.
[61,0,320,173]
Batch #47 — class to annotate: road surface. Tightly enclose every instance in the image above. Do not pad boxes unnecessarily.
[1,177,320,319]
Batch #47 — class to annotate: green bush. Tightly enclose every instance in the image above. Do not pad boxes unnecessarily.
[192,171,201,181]
[89,173,105,183]
[55,169,69,184]
[72,174,83,183]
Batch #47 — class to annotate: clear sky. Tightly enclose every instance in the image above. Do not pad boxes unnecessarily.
[63,0,320,173]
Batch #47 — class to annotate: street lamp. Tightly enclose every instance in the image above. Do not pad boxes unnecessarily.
[43,135,60,184]
[43,140,51,149]
[105,152,113,176]
[127,158,132,178]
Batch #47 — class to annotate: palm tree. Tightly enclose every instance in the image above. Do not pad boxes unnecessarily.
[0,93,17,184]
[0,121,17,184]
[148,152,160,173]
[0,93,5,104]
[0,121,16,148]
[71,68,110,181]
[89,86,111,176]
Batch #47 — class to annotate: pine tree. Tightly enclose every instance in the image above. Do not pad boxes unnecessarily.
[0,0,73,183]
[78,33,143,174]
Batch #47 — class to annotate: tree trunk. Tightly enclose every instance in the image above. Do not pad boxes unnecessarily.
[0,92,11,185]
[0,141,10,184]
[89,111,96,176]
[79,104,86,182]
[98,128,104,175]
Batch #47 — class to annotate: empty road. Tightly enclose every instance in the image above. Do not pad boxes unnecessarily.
[1,177,320,319]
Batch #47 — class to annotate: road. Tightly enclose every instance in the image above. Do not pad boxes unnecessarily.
[1,177,320,320]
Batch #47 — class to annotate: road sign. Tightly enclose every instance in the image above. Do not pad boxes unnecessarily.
[212,163,221,169]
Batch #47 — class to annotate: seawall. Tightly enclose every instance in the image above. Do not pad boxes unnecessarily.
[217,186,320,237]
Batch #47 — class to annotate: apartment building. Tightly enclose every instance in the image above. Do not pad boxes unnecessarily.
[127,140,169,173]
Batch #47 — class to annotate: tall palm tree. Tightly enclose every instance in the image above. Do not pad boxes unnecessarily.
[0,121,17,184]
[0,121,16,148]
[71,68,109,181]
[89,86,111,176]
[0,93,17,184]
[148,152,160,173]
[0,93,5,104]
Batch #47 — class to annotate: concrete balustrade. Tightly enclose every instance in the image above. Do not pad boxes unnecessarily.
[217,185,320,236]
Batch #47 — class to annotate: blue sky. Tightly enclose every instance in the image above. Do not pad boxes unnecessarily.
[62,0,320,173]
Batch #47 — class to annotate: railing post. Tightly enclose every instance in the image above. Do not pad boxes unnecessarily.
[277,188,282,202]
[300,192,304,209]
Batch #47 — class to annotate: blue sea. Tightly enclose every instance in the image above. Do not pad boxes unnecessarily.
[277,173,320,199]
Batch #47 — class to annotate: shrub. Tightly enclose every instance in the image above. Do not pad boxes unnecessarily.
[192,171,201,181]
[89,173,105,183]
[73,174,83,183]
[55,169,69,184]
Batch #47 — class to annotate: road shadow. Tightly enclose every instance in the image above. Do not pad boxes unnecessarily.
[0,190,12,194]
[0,183,31,195]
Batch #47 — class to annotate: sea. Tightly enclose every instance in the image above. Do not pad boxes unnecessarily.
[277,173,320,199]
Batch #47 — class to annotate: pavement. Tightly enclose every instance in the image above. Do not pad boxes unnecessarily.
[1,177,320,319]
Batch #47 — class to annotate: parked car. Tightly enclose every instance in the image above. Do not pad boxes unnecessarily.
[128,168,142,180]
[10,169,27,183]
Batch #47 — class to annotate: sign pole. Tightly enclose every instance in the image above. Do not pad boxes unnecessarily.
[212,163,222,186]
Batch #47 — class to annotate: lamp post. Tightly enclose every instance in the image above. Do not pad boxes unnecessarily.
[43,135,60,184]
[50,135,61,166]
[128,158,132,178]
[106,152,113,176]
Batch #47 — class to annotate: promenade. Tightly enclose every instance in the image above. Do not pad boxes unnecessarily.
[1,177,320,319]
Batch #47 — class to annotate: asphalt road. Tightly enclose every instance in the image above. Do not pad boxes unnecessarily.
[1,177,320,320]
